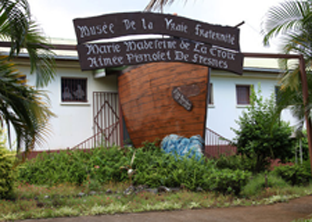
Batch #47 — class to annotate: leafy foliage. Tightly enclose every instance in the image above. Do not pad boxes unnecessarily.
[272,164,311,186]
[0,0,56,87]
[232,87,295,173]
[202,168,251,195]
[0,0,56,152]
[0,57,54,152]
[262,0,312,161]
[0,139,16,199]
[241,173,290,197]
[18,143,251,195]
[215,154,257,172]
[18,146,129,185]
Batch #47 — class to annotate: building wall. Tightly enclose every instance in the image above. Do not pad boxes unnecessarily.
[207,70,296,141]
[14,58,298,150]
[18,59,118,150]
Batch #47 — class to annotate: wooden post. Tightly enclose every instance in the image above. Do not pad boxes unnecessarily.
[298,55,312,173]
[118,94,124,148]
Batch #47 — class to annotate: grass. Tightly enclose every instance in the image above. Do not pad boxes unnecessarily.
[1,182,312,221]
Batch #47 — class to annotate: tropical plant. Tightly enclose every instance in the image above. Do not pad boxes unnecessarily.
[145,0,176,11]
[0,0,55,152]
[262,0,312,128]
[0,57,54,152]
[0,0,55,87]
[272,164,311,186]
[232,87,295,173]
[0,132,17,199]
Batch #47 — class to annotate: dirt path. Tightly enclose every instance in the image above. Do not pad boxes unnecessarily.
[19,195,312,222]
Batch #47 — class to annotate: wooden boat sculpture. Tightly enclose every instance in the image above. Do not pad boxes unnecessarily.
[118,62,209,148]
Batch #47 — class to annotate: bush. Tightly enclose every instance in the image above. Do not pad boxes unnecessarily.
[0,147,16,199]
[241,173,290,197]
[18,146,129,185]
[203,168,251,195]
[215,154,257,172]
[232,86,295,173]
[272,164,311,186]
[18,142,251,195]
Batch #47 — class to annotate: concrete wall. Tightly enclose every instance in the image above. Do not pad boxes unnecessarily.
[18,59,118,150]
[207,70,296,141]
[13,58,297,150]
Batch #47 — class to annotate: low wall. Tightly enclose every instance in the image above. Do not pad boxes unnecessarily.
[204,145,237,158]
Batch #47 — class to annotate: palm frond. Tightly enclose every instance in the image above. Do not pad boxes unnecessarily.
[145,0,188,11]
[0,55,55,152]
[0,0,55,87]
[262,0,311,46]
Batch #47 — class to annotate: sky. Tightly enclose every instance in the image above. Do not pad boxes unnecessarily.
[27,0,284,53]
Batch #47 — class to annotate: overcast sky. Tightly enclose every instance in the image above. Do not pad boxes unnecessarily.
[27,0,283,53]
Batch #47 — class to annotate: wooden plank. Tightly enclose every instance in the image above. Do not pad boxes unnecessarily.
[118,62,208,148]
[77,38,243,74]
[73,12,240,51]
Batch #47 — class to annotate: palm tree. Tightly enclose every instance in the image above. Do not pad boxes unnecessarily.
[0,0,55,153]
[262,0,312,90]
[262,0,312,122]
[145,0,182,11]
[0,0,55,87]
[262,0,312,167]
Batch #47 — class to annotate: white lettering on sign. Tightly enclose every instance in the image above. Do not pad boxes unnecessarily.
[141,18,153,30]
[125,51,170,63]
[194,24,235,45]
[174,51,189,62]
[78,38,242,74]
[194,42,208,54]
[209,48,236,60]
[172,88,192,111]
[192,54,228,69]
[86,43,121,55]
[164,18,188,33]
[77,23,114,38]
[87,56,123,67]
[122,19,136,30]
[123,40,177,52]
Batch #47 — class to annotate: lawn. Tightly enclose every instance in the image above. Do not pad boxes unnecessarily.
[1,182,312,221]
[1,144,312,221]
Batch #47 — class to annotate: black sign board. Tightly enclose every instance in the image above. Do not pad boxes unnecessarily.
[73,12,240,51]
[172,87,193,111]
[76,38,243,74]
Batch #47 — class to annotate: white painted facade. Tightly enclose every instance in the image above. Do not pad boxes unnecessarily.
[7,39,298,150]
[16,58,118,150]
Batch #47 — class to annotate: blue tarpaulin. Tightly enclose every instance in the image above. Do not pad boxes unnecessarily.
[160,134,204,161]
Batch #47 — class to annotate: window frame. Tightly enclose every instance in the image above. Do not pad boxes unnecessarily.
[208,83,213,105]
[61,77,88,103]
[236,84,251,105]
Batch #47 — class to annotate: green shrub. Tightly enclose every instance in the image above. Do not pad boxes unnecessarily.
[232,86,295,173]
[215,154,257,171]
[18,142,250,196]
[202,168,251,195]
[240,173,290,197]
[272,164,311,186]
[132,145,211,189]
[18,146,129,185]
[0,147,16,199]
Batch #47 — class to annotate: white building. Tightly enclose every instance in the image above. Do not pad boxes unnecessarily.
[3,38,298,151]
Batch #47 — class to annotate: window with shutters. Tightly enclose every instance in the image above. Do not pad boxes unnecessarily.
[236,85,250,105]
